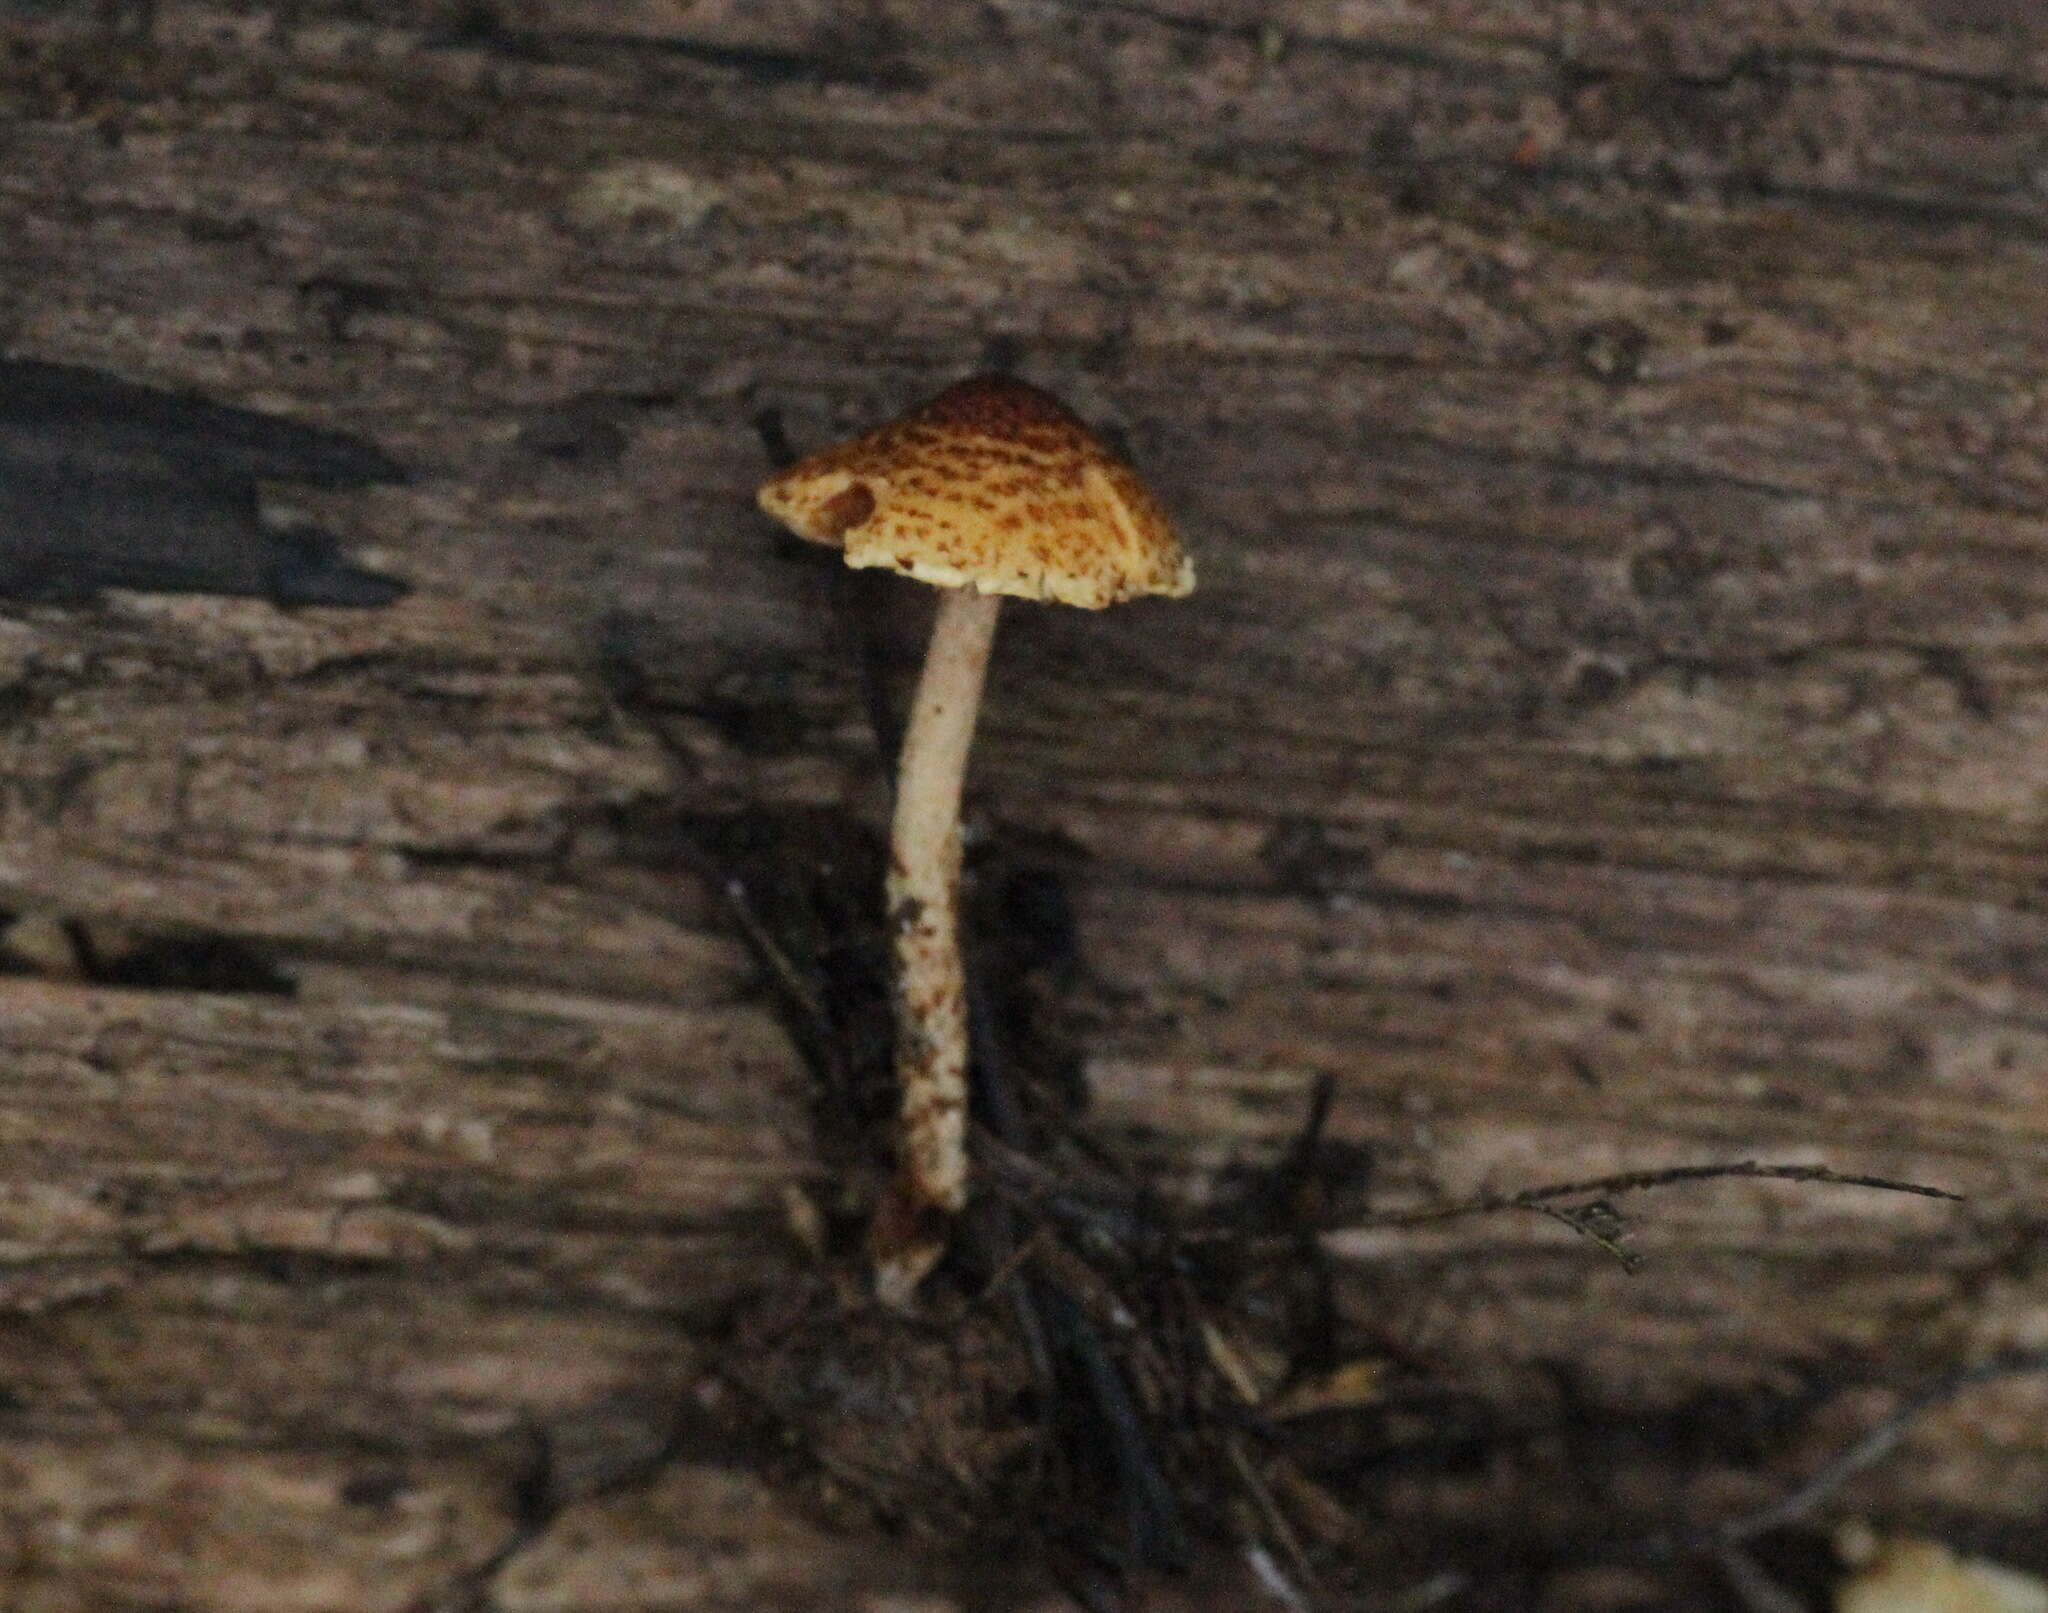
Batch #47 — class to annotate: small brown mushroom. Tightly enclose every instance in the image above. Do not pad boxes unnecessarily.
[758,375,1193,1302]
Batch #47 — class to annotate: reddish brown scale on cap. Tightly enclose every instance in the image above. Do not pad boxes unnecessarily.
[756,374,1194,609]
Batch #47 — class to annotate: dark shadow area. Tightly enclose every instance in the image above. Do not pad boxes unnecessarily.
[0,909,295,994]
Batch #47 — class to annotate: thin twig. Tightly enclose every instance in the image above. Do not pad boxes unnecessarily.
[1262,1070,1335,1219]
[1038,1276,1192,1572]
[1227,1434,1317,1592]
[715,872,840,1072]
[1530,1201,1641,1270]
[1353,1161,1961,1231]
[1245,1541,1315,1613]
[1713,1349,2048,1544]
[1713,1544,1809,1613]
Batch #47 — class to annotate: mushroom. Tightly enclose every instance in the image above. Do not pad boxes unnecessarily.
[757,375,1193,1302]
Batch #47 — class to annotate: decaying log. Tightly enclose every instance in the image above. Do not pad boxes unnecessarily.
[4,0,2048,1606]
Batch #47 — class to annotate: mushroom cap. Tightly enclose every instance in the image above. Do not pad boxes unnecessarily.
[756,375,1194,610]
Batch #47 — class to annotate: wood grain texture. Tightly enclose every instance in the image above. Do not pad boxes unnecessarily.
[4,0,2048,1605]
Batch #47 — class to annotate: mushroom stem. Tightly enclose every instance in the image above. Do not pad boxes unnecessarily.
[875,585,1002,1293]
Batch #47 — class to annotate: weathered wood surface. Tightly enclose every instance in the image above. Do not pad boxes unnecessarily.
[4,0,2048,1606]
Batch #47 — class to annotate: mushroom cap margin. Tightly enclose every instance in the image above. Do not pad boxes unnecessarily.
[756,375,1194,610]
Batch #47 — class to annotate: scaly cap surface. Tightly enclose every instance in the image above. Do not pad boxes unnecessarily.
[757,375,1194,609]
